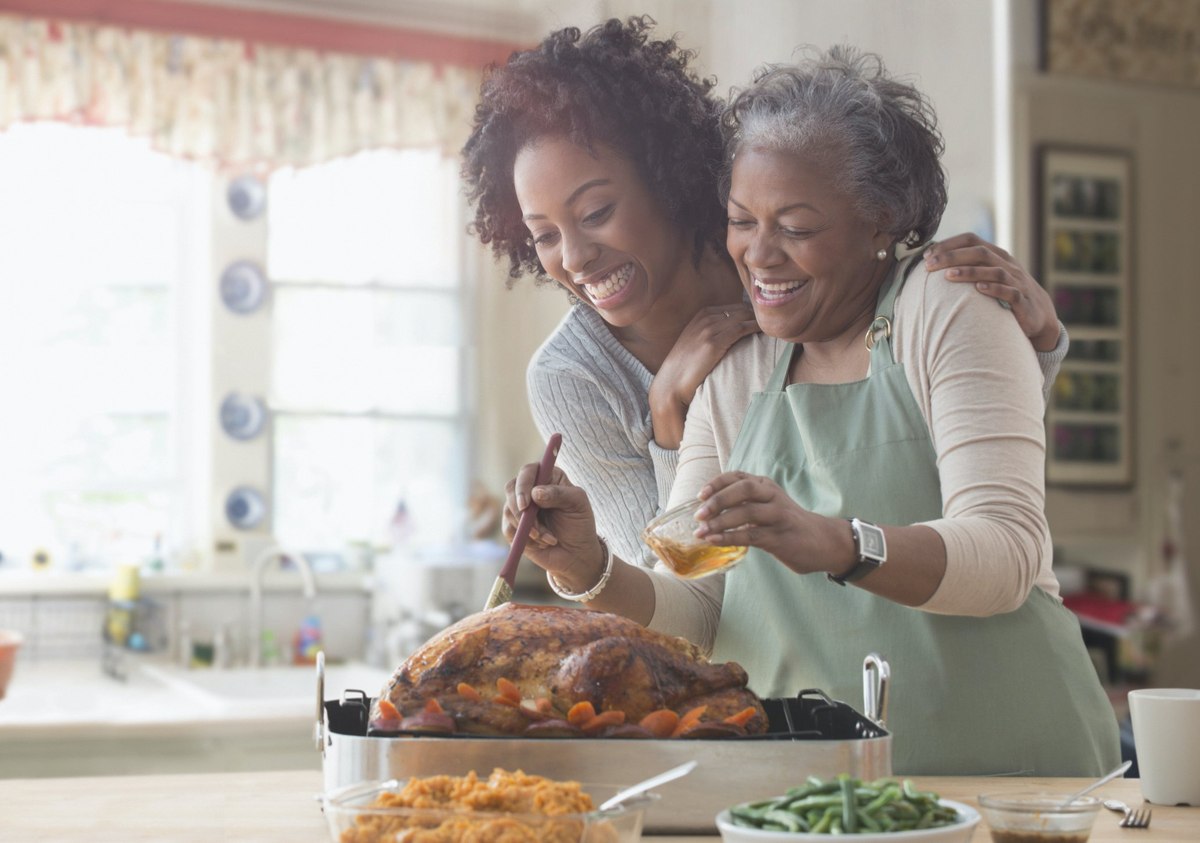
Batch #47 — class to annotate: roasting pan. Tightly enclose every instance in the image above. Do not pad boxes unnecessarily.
[316,653,892,833]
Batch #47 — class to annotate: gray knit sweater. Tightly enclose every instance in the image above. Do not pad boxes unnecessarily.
[526,302,1068,569]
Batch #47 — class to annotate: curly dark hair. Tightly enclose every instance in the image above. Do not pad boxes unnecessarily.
[461,16,726,284]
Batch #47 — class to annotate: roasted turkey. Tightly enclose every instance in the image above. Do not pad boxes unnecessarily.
[369,603,767,738]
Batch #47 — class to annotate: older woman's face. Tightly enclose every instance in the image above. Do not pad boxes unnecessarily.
[726,146,891,344]
[513,136,689,327]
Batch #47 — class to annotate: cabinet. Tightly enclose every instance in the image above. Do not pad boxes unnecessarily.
[1038,147,1134,486]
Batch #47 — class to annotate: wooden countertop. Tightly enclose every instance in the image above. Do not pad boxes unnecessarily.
[0,770,1195,842]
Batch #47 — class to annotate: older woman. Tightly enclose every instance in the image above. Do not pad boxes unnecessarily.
[466,18,1067,588]
[510,46,1119,776]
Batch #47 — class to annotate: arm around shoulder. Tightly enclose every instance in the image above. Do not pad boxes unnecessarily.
[902,269,1054,616]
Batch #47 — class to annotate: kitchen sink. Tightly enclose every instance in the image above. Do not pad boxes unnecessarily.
[140,661,390,713]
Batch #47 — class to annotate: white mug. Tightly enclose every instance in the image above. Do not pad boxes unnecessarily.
[1128,688,1200,806]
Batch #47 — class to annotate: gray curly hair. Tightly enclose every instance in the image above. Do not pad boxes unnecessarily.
[720,45,947,246]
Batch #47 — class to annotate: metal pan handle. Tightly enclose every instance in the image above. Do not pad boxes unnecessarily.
[862,652,890,728]
[314,650,326,753]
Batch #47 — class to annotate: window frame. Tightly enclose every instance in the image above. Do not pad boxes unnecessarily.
[204,152,477,569]
[0,125,477,581]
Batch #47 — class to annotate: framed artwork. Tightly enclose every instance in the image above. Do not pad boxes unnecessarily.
[1037,147,1134,486]
[1040,0,1200,93]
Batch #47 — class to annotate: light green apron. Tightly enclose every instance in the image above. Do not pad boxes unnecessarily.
[712,257,1120,775]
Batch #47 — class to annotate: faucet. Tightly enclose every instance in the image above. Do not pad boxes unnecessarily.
[248,546,317,668]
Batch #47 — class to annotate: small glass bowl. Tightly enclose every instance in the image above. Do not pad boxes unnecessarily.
[322,778,655,843]
[642,501,748,580]
[977,792,1101,843]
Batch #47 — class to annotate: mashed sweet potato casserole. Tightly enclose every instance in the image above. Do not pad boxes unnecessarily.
[338,768,617,843]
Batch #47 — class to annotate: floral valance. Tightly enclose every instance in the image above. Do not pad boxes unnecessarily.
[0,14,483,169]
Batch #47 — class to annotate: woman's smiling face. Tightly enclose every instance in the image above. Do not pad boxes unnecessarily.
[726,145,892,344]
[513,136,690,327]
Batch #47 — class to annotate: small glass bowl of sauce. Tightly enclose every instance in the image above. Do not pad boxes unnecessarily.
[978,793,1100,843]
[642,502,748,579]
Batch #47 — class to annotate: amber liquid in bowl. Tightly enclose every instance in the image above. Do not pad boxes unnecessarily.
[644,535,748,579]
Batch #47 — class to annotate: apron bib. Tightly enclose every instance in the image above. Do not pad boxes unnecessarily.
[712,257,1120,775]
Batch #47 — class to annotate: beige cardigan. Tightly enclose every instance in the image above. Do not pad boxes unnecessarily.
[647,264,1060,651]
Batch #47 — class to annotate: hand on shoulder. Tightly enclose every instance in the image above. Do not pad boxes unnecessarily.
[923,232,1061,352]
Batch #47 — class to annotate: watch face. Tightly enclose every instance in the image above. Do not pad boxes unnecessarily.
[858,522,886,561]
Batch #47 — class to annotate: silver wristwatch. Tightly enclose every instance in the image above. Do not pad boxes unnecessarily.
[827,517,887,586]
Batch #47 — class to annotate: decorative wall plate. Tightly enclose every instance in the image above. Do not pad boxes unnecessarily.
[219,260,268,314]
[224,485,267,530]
[219,393,267,440]
[227,173,267,220]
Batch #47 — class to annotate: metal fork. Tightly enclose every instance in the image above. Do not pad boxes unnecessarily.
[1103,799,1153,829]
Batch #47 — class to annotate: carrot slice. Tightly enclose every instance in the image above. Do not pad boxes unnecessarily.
[567,701,596,727]
[378,699,401,720]
[638,709,681,739]
[581,710,626,733]
[497,677,521,703]
[456,682,482,702]
[423,698,444,714]
[535,697,553,715]
[722,706,757,728]
[670,704,708,737]
[491,695,519,707]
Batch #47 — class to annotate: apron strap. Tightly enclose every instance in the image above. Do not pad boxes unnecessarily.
[765,340,794,392]
[764,253,926,390]
[868,253,923,366]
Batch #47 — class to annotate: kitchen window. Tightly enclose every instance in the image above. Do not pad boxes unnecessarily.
[0,123,210,573]
[265,149,471,556]
[0,123,471,574]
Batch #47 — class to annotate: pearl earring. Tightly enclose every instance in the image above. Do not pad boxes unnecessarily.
[876,248,888,261]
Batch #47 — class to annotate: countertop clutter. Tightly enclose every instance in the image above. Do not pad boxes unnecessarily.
[0,771,1195,843]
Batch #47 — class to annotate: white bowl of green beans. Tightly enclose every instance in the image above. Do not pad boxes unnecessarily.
[716,776,980,841]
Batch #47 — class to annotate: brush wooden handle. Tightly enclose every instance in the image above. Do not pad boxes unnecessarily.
[498,433,562,585]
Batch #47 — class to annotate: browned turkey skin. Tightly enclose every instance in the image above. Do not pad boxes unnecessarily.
[370,603,767,738]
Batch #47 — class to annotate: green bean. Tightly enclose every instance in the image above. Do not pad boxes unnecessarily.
[809,806,836,834]
[731,805,770,823]
[840,776,857,833]
[787,779,842,798]
[855,807,882,833]
[764,809,806,832]
[746,799,779,810]
[864,785,900,814]
[784,794,846,811]
[725,775,963,835]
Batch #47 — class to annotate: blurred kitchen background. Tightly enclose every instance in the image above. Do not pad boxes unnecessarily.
[0,0,1197,776]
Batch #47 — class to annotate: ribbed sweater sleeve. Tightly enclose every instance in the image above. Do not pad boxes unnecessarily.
[1035,320,1069,404]
[525,306,666,567]
[648,441,680,517]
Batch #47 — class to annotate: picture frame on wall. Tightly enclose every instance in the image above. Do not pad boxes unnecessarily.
[1037,147,1134,486]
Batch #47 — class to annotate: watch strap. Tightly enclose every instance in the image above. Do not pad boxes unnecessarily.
[827,518,884,586]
